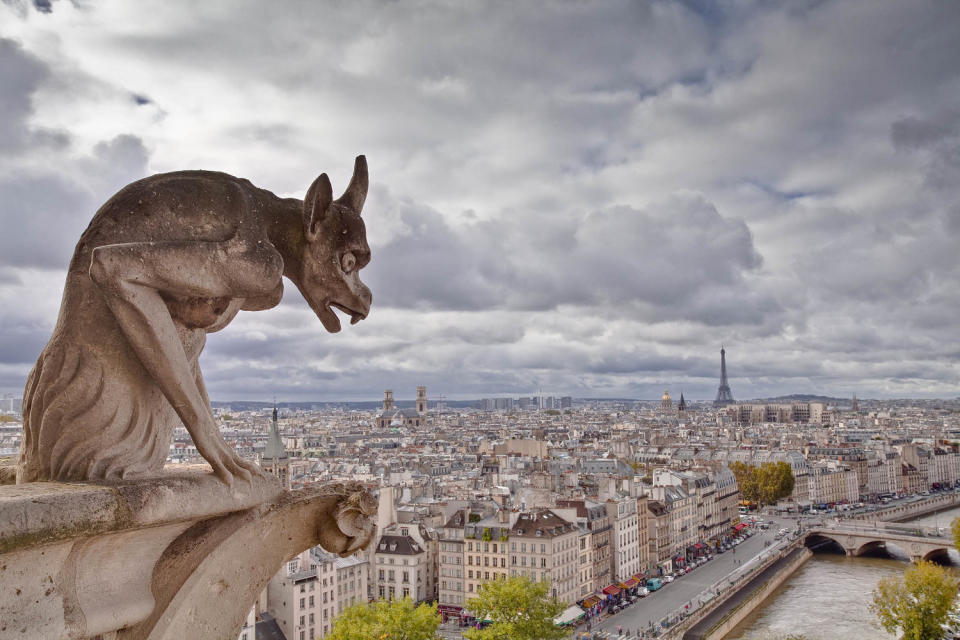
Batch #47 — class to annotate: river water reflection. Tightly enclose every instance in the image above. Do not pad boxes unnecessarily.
[725,505,960,640]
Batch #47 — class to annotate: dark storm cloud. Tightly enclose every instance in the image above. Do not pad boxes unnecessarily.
[0,38,48,151]
[1,0,959,400]
[364,190,771,328]
[0,39,149,271]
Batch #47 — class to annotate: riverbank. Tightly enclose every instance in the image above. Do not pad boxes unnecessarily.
[680,547,811,640]
[721,504,960,639]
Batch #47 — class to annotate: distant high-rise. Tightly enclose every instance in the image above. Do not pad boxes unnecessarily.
[851,393,859,413]
[714,347,735,407]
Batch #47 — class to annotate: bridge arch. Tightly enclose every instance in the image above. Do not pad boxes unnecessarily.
[804,533,846,555]
[922,547,953,565]
[854,539,908,559]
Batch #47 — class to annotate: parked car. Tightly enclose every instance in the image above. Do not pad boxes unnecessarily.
[662,574,675,583]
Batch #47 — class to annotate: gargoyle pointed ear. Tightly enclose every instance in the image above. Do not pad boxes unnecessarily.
[335,155,368,215]
[304,173,333,241]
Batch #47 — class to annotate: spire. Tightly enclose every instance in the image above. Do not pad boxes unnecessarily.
[714,346,735,407]
[263,404,288,460]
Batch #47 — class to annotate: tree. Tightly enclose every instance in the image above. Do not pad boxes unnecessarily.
[871,560,958,640]
[951,515,960,552]
[463,575,570,640]
[730,461,795,508]
[326,598,440,640]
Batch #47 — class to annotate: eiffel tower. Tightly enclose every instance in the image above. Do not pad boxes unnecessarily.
[714,346,735,407]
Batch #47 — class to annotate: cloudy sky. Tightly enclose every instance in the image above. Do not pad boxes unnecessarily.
[1,0,958,402]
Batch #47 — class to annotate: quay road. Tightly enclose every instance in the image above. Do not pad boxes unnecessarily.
[589,517,793,639]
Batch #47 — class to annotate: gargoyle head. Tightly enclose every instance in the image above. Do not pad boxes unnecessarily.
[333,489,378,556]
[296,155,373,333]
[317,483,378,557]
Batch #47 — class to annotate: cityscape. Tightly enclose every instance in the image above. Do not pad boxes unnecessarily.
[5,348,960,639]
[1,2,959,640]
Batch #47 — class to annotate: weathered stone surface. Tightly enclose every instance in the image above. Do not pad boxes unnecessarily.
[0,471,283,554]
[15,156,372,486]
[0,477,376,639]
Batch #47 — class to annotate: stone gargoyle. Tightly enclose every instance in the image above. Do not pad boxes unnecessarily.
[16,156,372,486]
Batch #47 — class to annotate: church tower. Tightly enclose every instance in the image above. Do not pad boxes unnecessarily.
[260,406,290,489]
[383,389,395,411]
[416,386,427,415]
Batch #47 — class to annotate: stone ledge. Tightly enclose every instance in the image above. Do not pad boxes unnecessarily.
[0,477,376,639]
[0,471,284,554]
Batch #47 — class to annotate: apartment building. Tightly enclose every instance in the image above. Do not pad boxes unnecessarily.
[556,499,612,591]
[509,510,579,605]
[606,496,641,582]
[807,462,858,504]
[636,494,650,574]
[373,528,432,603]
[266,546,367,640]
[646,499,672,573]
[437,509,467,620]
[575,524,594,600]
[463,513,511,598]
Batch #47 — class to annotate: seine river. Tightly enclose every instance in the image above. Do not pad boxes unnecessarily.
[724,505,960,640]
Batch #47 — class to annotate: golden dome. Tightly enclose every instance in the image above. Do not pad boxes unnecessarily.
[662,390,671,400]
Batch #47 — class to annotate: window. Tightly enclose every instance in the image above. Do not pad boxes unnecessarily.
[309,596,314,607]
[299,598,305,609]
[300,584,305,594]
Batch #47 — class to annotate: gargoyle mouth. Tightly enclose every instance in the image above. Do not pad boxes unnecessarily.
[330,301,367,326]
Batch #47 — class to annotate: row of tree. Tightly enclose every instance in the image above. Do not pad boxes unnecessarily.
[729,461,795,507]
[326,576,570,640]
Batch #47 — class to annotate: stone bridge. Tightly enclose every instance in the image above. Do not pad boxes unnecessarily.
[804,522,954,563]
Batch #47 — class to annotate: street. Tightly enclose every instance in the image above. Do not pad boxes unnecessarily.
[587,517,792,638]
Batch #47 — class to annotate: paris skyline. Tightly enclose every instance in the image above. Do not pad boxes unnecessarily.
[0,1,958,402]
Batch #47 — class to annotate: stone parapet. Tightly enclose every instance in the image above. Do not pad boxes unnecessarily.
[0,472,376,640]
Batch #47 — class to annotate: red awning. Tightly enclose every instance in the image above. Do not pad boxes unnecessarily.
[633,573,646,582]
[582,596,601,608]
[694,543,704,549]
[620,578,638,588]
[602,585,621,596]
[438,605,463,613]
[733,523,747,531]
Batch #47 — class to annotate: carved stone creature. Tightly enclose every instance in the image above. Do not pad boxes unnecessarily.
[17,156,372,486]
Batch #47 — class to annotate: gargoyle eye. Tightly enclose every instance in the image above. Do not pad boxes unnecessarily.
[341,252,356,273]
